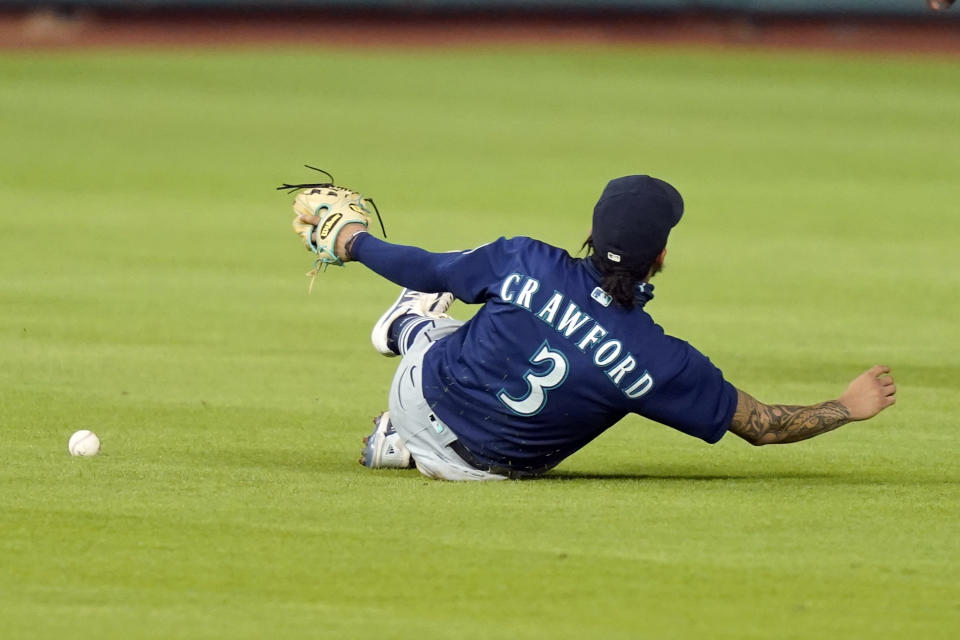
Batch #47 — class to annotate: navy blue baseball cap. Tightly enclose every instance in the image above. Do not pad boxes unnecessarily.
[591,175,684,272]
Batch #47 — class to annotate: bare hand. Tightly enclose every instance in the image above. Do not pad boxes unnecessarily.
[838,365,896,421]
[297,212,321,227]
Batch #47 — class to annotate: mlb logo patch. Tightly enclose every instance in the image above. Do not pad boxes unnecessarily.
[591,287,612,307]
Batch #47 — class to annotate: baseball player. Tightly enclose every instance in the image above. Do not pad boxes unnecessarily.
[287,174,897,481]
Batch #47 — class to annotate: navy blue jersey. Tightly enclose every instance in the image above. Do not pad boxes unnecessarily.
[352,234,738,473]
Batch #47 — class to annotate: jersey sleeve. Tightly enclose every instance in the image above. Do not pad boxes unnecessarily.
[351,234,524,304]
[638,338,738,444]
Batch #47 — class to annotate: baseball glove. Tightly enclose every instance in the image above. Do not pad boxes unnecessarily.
[278,166,386,275]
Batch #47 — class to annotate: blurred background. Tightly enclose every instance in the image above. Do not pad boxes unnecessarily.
[0,0,958,51]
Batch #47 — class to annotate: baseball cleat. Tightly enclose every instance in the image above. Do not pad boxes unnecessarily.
[370,288,454,356]
[359,412,414,469]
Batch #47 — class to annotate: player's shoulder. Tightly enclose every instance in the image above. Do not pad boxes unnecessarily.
[499,236,577,263]
[657,331,728,379]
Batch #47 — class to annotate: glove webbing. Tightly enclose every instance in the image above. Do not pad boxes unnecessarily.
[277,165,388,238]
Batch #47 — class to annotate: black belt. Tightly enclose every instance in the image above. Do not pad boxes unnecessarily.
[448,438,489,471]
[447,439,542,479]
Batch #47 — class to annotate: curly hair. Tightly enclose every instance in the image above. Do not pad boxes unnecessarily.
[580,235,657,310]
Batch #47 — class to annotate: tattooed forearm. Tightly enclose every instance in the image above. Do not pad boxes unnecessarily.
[729,390,852,445]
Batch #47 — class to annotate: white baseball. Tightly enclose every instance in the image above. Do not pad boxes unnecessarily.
[68,430,101,457]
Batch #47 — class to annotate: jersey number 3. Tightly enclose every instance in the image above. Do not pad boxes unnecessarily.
[496,342,569,416]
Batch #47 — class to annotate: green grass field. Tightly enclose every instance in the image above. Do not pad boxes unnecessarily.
[1,44,958,639]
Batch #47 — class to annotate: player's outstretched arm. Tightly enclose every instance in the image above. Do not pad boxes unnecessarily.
[729,365,896,446]
[299,214,516,305]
